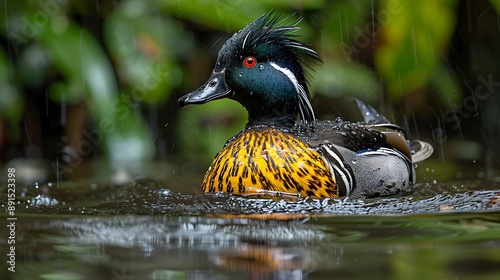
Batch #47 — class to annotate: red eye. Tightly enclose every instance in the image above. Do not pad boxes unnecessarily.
[243,56,257,68]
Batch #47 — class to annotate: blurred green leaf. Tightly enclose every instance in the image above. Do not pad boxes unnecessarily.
[16,44,50,89]
[105,0,194,103]
[375,0,458,99]
[158,0,324,30]
[158,0,265,29]
[320,0,373,47]
[39,18,116,119]
[105,94,155,163]
[39,17,155,162]
[0,84,23,123]
[0,48,23,123]
[313,60,379,102]
[429,65,462,104]
[490,0,500,13]
[48,80,86,104]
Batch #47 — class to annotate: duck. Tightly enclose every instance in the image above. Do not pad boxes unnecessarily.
[178,12,433,199]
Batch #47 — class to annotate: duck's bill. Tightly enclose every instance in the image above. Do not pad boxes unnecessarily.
[178,69,231,108]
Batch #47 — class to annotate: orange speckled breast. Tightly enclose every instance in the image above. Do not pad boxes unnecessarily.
[202,128,338,198]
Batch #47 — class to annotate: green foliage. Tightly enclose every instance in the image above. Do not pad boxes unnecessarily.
[39,16,154,162]
[429,65,462,104]
[104,0,194,103]
[319,0,369,46]
[0,0,480,164]
[490,0,500,12]
[313,61,380,102]
[157,0,325,30]
[40,19,115,116]
[375,0,458,99]
[0,1,158,163]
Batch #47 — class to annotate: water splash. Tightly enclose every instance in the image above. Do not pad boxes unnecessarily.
[8,178,500,216]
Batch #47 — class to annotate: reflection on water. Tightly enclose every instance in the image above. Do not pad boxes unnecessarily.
[1,177,500,279]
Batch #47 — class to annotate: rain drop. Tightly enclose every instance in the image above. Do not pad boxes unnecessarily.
[259,65,265,70]
[239,72,243,77]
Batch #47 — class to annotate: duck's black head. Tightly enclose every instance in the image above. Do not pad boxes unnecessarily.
[178,12,321,127]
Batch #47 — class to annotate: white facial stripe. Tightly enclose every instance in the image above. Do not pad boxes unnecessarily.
[298,85,315,122]
[269,62,300,91]
[269,62,315,122]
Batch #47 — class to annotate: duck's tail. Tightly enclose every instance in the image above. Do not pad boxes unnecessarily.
[410,140,434,163]
[353,98,433,163]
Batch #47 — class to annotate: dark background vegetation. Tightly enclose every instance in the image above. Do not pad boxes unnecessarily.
[1,0,500,187]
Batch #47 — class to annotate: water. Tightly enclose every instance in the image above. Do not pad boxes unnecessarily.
[1,173,500,279]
